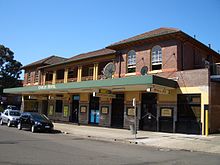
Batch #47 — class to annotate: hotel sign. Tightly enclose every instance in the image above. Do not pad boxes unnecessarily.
[38,85,56,90]
[95,89,116,98]
[147,85,171,95]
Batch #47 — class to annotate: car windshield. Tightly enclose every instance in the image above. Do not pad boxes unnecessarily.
[9,111,21,116]
[31,113,49,122]
[11,107,18,110]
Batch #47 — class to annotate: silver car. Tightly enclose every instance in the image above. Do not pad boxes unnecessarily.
[0,110,21,127]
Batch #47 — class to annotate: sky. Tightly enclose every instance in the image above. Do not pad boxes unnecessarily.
[0,0,220,69]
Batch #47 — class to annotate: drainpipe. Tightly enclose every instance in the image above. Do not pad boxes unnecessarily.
[181,42,184,70]
[117,51,122,78]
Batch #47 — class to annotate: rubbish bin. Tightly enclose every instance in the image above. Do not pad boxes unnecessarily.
[130,124,136,134]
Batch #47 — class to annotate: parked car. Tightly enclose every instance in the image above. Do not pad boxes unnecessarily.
[17,112,54,133]
[6,105,19,111]
[0,110,21,127]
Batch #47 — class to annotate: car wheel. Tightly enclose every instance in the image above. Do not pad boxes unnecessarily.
[17,123,22,130]
[31,125,35,133]
[0,119,3,125]
[7,120,11,127]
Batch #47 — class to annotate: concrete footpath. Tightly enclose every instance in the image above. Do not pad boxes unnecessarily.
[54,123,220,154]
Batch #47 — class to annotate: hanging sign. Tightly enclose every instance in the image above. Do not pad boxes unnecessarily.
[95,89,116,98]
[148,86,171,95]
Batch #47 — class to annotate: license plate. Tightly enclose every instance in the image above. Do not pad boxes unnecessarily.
[45,126,50,128]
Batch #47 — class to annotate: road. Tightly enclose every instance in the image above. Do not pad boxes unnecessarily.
[0,126,220,165]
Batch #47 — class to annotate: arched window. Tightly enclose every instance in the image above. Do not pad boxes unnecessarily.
[151,45,162,70]
[127,50,136,73]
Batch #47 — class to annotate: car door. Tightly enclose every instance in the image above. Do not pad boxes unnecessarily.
[3,110,9,123]
[21,114,31,128]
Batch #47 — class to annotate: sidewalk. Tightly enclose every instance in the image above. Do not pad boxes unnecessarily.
[54,123,220,154]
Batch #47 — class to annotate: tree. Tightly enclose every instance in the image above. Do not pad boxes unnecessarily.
[0,45,22,95]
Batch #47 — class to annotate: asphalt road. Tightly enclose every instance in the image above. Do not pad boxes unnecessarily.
[0,126,220,165]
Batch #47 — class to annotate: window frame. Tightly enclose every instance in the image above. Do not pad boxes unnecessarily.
[151,45,162,71]
[88,67,94,77]
[127,50,136,73]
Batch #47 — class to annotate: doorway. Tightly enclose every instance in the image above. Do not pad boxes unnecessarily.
[89,95,100,124]
[159,107,174,133]
[71,95,79,123]
[111,94,124,128]
[42,100,48,116]
[140,93,157,131]
[176,94,201,134]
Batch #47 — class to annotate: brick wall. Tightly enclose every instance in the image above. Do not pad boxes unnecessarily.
[116,39,179,77]
[210,82,220,133]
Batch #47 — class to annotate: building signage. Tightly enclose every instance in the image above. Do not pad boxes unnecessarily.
[127,107,135,116]
[161,108,172,117]
[48,105,54,116]
[95,89,116,98]
[148,86,171,95]
[101,106,109,114]
[63,105,69,117]
[38,85,56,90]
[80,106,87,113]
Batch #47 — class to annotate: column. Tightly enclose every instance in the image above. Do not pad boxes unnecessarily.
[52,71,56,84]
[64,68,68,83]
[42,74,46,85]
[93,63,99,80]
[77,66,82,82]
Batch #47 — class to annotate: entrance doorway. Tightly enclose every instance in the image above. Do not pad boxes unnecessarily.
[159,107,174,133]
[71,95,79,123]
[42,100,48,116]
[89,95,100,124]
[176,94,201,134]
[111,94,124,128]
[140,93,157,131]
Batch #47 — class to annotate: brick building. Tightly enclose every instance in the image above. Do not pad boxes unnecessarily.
[4,27,220,135]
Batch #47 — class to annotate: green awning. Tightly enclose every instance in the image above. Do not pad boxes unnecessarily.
[3,75,177,94]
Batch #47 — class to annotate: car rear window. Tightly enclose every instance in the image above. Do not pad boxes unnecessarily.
[9,111,21,116]
[31,113,49,121]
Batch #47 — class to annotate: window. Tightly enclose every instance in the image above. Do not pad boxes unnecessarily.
[127,50,136,73]
[27,72,31,83]
[55,100,63,113]
[88,67,94,77]
[46,72,53,81]
[151,45,162,70]
[35,71,39,83]
[56,69,65,80]
[68,68,74,78]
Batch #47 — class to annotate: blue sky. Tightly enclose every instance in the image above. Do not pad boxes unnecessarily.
[0,0,220,68]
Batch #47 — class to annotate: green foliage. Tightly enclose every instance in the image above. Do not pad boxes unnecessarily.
[0,45,22,94]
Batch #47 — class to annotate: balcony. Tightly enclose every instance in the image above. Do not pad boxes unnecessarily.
[97,75,104,80]
[67,77,77,82]
[56,79,64,84]
[45,81,53,85]
[81,76,93,81]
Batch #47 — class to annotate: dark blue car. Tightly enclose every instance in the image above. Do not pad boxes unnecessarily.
[17,112,53,133]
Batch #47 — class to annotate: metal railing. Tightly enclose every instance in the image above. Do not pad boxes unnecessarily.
[81,76,93,81]
[67,77,77,82]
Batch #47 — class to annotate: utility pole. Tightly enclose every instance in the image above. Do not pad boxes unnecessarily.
[133,98,137,139]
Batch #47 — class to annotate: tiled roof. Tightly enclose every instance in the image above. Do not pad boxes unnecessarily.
[39,48,116,69]
[107,27,180,48]
[66,48,116,63]
[21,55,67,69]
